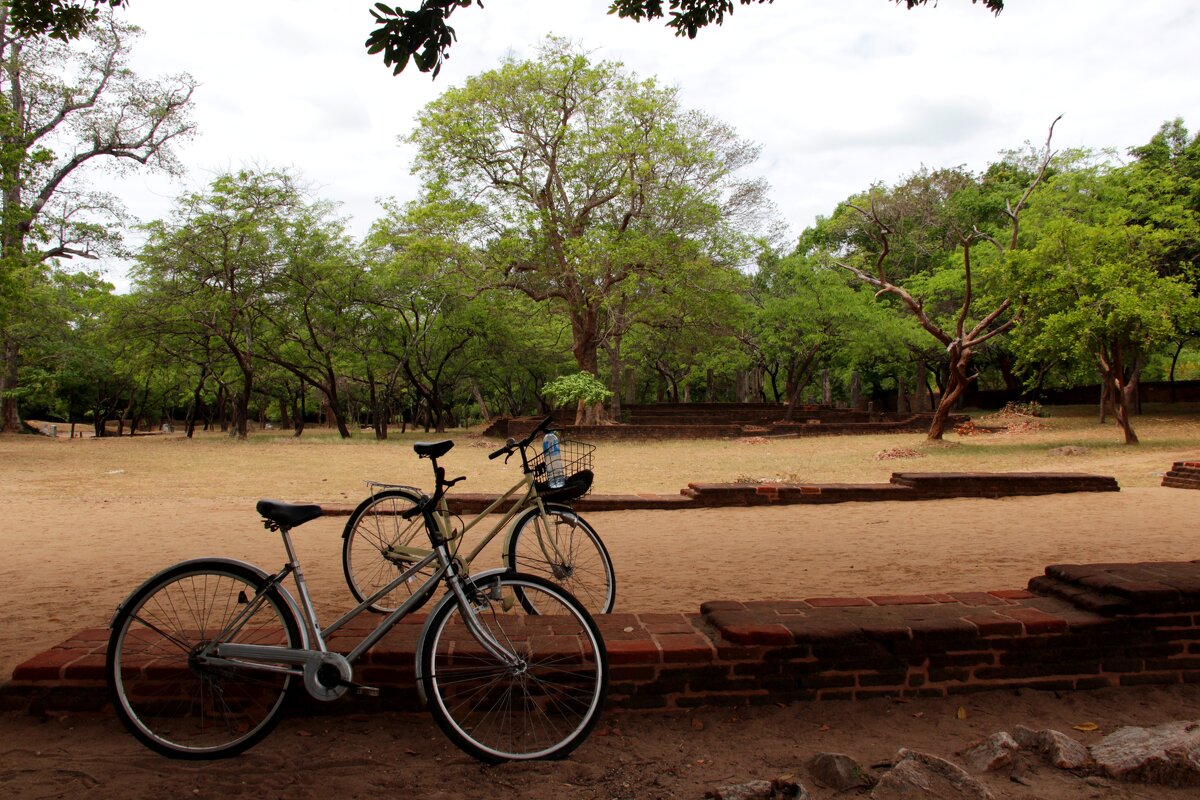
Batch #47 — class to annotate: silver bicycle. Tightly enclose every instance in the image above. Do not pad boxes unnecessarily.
[105,439,608,763]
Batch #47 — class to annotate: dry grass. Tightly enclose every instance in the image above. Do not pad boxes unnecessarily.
[5,404,1199,506]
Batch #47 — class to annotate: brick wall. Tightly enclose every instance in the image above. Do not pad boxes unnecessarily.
[7,560,1200,715]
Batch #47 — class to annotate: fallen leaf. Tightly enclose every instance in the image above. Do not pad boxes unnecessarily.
[956,707,969,720]
[912,712,925,719]
[1073,722,1100,732]
[297,730,313,737]
[691,717,705,731]
[819,724,831,732]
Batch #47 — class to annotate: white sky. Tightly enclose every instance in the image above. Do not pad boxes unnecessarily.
[94,0,1200,289]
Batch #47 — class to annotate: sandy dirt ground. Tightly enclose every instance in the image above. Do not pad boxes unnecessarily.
[4,686,1200,799]
[3,425,1200,797]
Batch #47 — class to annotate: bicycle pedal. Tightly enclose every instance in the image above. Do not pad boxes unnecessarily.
[356,685,380,697]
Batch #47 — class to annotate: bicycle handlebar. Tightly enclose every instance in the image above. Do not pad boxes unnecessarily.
[487,415,556,460]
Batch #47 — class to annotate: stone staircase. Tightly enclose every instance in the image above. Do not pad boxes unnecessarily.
[1162,461,1200,490]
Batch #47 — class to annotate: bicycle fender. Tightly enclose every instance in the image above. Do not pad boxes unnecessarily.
[107,557,311,650]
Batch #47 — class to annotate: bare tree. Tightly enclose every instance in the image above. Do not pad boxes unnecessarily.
[0,5,195,431]
[834,117,1059,439]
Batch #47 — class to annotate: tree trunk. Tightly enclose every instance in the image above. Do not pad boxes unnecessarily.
[927,345,970,440]
[470,378,492,426]
[292,389,306,437]
[914,361,929,412]
[1098,344,1139,444]
[572,310,605,425]
[0,338,21,433]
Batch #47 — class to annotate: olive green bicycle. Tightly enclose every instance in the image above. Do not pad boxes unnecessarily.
[341,415,616,616]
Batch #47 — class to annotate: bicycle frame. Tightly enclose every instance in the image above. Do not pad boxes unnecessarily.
[371,457,571,577]
[205,504,519,687]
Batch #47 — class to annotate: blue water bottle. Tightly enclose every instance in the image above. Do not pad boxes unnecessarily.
[542,432,566,488]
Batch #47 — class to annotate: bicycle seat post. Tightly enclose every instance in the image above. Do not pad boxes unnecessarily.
[274,521,327,652]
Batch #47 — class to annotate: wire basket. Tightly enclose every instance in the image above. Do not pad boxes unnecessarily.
[530,436,596,500]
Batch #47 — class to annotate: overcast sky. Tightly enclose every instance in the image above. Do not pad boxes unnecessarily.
[94,0,1200,289]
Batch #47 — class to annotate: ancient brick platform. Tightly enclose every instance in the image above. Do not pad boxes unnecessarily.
[6,560,1200,715]
[1162,461,1200,490]
[321,472,1119,515]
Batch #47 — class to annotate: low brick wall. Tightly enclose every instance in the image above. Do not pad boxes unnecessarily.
[6,560,1200,715]
[318,472,1120,516]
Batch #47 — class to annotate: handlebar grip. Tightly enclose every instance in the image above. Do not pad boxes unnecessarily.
[488,438,516,460]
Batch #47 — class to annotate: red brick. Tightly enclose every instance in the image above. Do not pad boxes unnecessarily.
[999,608,1068,634]
[804,597,871,607]
[700,600,745,613]
[637,614,702,635]
[927,593,958,603]
[950,591,1011,606]
[869,595,939,606]
[990,589,1035,600]
[605,639,661,665]
[963,613,1024,637]
[718,624,793,646]
[655,633,715,663]
[61,653,107,681]
[11,649,71,682]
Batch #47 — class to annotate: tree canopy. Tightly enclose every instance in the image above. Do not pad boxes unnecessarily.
[3,0,124,41]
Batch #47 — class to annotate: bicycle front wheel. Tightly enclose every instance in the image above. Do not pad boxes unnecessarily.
[106,559,302,759]
[419,572,608,763]
[506,506,616,614]
[342,488,435,613]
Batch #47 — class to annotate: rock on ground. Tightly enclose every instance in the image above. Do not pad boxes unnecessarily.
[1012,725,1092,770]
[961,732,1019,772]
[870,749,993,800]
[706,778,809,799]
[806,752,874,790]
[1091,720,1200,787]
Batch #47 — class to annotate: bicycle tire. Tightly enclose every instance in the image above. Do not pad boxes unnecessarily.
[418,572,607,763]
[506,505,616,615]
[342,487,436,613]
[106,559,303,759]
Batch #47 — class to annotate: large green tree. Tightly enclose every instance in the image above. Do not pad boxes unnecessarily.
[408,37,767,422]
[0,4,194,432]
[1013,145,1198,444]
[132,170,316,440]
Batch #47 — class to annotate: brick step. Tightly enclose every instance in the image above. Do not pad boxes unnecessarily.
[1161,461,1200,489]
[1027,575,1133,615]
[1030,562,1200,615]
[891,472,1119,495]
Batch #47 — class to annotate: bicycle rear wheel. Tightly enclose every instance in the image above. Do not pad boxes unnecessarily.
[106,559,302,759]
[419,572,607,763]
[342,488,435,613]
[506,506,616,614]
